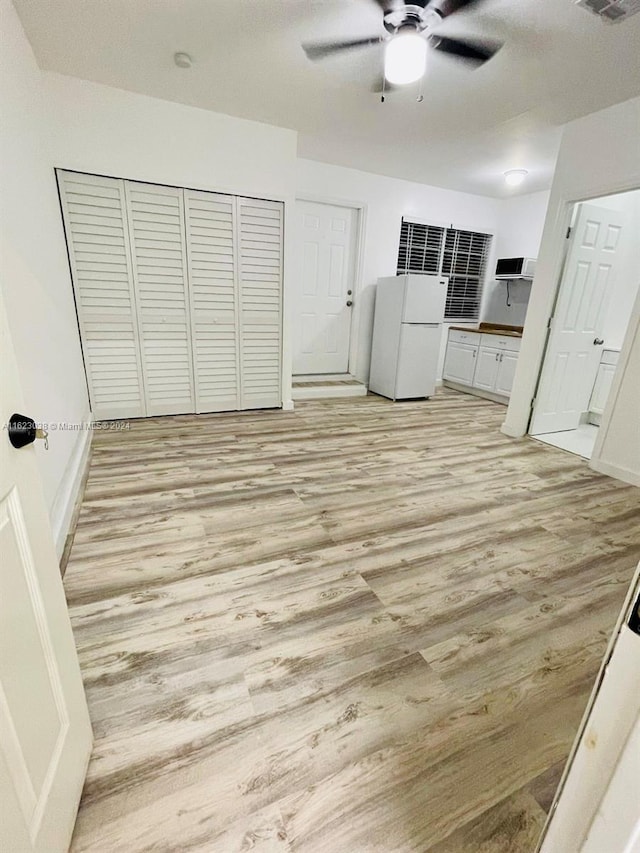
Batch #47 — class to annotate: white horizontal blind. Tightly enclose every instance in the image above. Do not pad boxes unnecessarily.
[184,190,240,413]
[237,197,283,410]
[125,182,195,416]
[57,171,146,419]
[441,229,491,321]
[397,219,491,321]
[397,220,445,276]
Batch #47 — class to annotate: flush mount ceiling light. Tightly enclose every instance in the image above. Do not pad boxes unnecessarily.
[504,169,528,187]
[174,52,193,69]
[384,32,428,85]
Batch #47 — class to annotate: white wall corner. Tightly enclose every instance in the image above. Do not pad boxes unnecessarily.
[50,415,93,559]
[589,458,640,489]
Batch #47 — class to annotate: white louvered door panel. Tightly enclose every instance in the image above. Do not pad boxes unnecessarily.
[125,182,196,416]
[57,171,146,419]
[237,197,283,409]
[184,190,240,412]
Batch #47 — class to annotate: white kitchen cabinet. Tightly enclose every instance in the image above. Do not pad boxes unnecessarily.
[473,346,501,391]
[473,346,518,396]
[589,352,619,416]
[443,327,520,401]
[443,341,478,385]
[495,350,518,396]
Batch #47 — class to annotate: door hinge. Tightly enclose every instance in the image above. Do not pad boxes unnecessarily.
[530,396,536,410]
[547,316,553,331]
[566,226,572,239]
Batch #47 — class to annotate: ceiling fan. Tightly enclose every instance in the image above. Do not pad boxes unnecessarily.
[302,0,503,87]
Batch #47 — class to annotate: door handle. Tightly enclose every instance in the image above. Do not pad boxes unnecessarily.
[8,413,49,449]
[346,300,353,307]
[593,338,604,346]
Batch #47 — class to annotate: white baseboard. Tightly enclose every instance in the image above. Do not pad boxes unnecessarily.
[281,399,295,411]
[50,423,93,559]
[293,384,368,401]
[589,457,640,488]
[442,380,509,407]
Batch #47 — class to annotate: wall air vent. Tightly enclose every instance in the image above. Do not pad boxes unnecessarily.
[575,0,640,22]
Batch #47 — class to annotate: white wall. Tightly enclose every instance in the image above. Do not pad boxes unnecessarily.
[0,0,91,553]
[296,158,503,383]
[481,190,550,328]
[42,72,299,411]
[592,284,640,487]
[503,95,640,486]
[589,190,640,351]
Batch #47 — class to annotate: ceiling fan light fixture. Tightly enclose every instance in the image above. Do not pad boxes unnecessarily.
[384,33,427,85]
[504,169,528,187]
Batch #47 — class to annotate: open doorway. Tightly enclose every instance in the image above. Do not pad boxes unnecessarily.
[529,188,640,459]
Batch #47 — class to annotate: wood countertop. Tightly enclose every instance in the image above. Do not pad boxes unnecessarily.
[448,322,524,338]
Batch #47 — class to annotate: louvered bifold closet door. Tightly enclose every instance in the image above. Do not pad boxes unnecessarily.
[237,197,283,409]
[184,190,240,412]
[57,171,146,419]
[124,182,196,415]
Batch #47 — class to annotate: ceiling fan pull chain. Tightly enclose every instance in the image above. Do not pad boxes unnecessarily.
[381,74,386,103]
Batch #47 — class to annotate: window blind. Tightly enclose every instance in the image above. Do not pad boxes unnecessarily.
[396,219,491,321]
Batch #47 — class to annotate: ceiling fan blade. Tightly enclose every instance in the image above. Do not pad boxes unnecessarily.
[303,36,384,61]
[428,0,485,19]
[366,0,407,11]
[429,35,502,65]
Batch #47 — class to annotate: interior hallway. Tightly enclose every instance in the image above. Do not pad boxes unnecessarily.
[63,390,640,852]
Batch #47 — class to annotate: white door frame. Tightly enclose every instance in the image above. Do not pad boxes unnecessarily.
[295,194,367,379]
[502,171,640,440]
[537,563,640,852]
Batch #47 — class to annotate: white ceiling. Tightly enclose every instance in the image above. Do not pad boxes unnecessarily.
[14,0,640,197]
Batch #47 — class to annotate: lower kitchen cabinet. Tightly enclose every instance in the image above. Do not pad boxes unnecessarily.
[495,350,518,396]
[473,346,501,391]
[442,341,478,385]
[443,328,521,402]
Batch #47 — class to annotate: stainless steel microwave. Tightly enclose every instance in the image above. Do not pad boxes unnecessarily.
[495,257,537,279]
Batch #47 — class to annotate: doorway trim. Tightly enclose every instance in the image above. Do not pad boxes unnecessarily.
[295,193,367,380]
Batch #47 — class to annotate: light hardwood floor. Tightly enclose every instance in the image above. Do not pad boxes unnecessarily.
[64,390,640,852]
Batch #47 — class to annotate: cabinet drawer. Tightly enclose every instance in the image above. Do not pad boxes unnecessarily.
[448,329,481,345]
[601,349,620,366]
[480,333,521,352]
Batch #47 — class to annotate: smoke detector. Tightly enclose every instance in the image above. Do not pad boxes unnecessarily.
[575,0,640,22]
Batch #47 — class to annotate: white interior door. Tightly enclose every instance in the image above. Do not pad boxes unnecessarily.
[0,296,92,852]
[124,181,196,416]
[540,565,640,853]
[530,203,626,435]
[237,196,283,410]
[294,200,357,375]
[184,189,240,413]
[57,171,146,420]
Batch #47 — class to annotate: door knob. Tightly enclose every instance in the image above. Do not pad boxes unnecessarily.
[346,300,353,307]
[593,338,604,346]
[8,413,48,450]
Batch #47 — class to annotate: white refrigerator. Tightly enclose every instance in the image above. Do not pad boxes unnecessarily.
[369,274,448,400]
